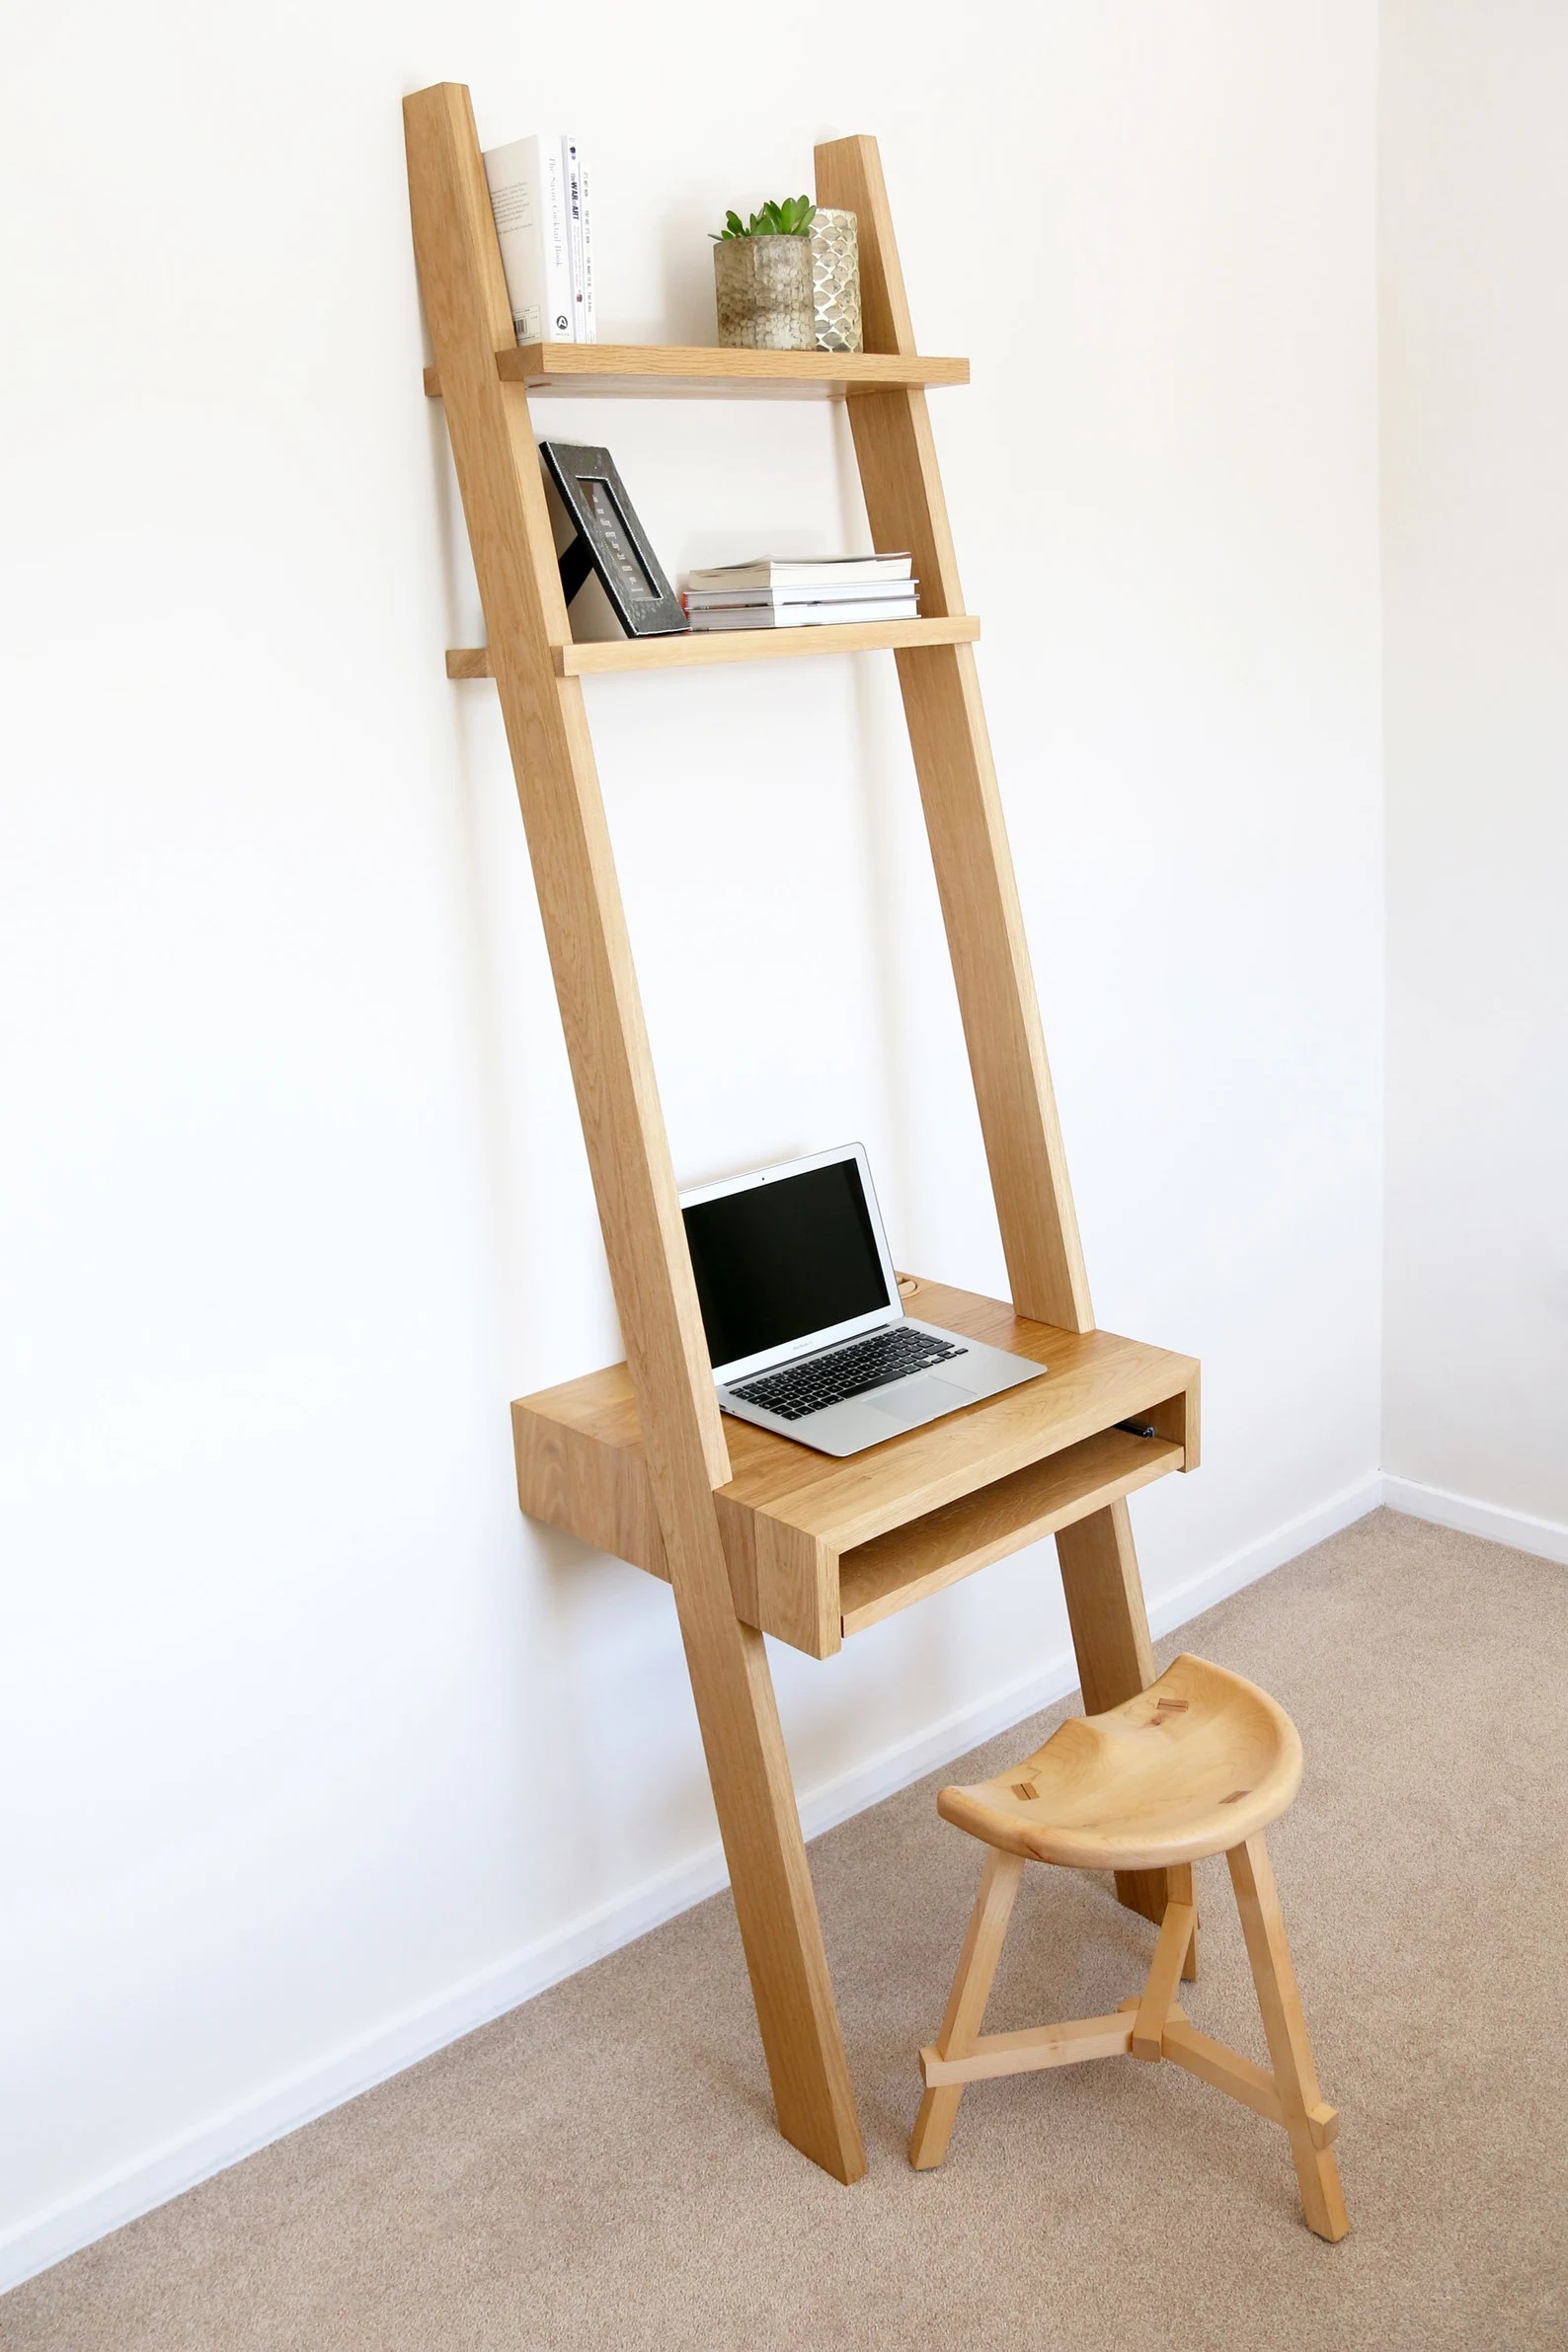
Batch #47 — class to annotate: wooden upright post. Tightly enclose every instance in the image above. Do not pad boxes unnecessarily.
[817,135,1168,1930]
[406,82,865,2183]
[816,136,1092,1336]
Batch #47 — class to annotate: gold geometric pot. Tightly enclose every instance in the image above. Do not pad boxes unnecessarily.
[713,235,815,350]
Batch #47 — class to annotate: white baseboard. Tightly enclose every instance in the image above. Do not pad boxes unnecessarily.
[1382,1472,1568,1565]
[0,1469,1383,2299]
[1143,1472,1384,1641]
[1,1848,740,2299]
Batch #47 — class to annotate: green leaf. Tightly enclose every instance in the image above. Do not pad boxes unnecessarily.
[714,194,818,239]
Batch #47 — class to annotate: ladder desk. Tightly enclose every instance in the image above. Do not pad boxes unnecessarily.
[404,82,1201,2188]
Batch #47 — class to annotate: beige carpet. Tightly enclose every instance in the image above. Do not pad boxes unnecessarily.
[6,1509,1567,2350]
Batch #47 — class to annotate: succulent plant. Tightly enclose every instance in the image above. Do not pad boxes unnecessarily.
[712,196,817,241]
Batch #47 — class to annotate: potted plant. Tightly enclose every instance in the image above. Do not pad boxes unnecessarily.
[712,196,817,351]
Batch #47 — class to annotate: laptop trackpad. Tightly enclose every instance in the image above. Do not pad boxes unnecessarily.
[868,1375,979,1426]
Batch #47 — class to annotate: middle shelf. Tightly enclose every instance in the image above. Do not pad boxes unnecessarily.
[446,612,980,678]
[424,342,972,401]
[512,1275,1200,1659]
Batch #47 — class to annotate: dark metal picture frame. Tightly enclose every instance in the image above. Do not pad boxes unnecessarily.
[538,440,688,638]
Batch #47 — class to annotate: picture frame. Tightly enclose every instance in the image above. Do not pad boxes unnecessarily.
[537,440,688,639]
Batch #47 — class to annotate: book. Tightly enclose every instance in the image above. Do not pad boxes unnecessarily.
[686,596,922,631]
[685,582,919,611]
[483,134,574,343]
[578,155,596,342]
[562,135,595,344]
[684,553,914,591]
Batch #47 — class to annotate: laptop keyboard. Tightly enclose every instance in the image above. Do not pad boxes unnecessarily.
[730,1327,968,1421]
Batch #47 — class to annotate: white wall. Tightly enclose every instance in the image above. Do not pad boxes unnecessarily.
[0,0,1383,2280]
[1380,1,1568,1536]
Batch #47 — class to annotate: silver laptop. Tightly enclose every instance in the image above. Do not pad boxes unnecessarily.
[678,1143,1046,1457]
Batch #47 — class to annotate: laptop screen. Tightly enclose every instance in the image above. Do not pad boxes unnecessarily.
[682,1157,892,1372]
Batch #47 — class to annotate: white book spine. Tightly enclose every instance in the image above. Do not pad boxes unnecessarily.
[562,136,585,342]
[578,155,596,343]
[483,134,574,345]
[538,136,573,340]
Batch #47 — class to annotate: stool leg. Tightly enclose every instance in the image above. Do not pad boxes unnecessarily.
[909,1848,1023,2170]
[1226,1835,1349,2242]
[1132,1862,1195,2058]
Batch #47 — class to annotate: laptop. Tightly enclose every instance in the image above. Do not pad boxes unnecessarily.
[678,1143,1047,1457]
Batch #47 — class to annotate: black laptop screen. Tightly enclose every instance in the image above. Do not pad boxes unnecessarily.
[682,1160,891,1370]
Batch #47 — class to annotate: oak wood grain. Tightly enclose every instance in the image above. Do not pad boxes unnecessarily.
[1160,2013,1329,2138]
[1133,1866,1195,2058]
[1054,1499,1166,1924]
[907,1849,1022,2167]
[445,618,980,677]
[816,133,1092,1334]
[938,1653,1303,1871]
[424,341,970,400]
[1228,1834,1350,2239]
[913,1675,1343,2237]
[920,2011,1136,2086]
[511,1276,1198,1656]
[836,1429,1182,1636]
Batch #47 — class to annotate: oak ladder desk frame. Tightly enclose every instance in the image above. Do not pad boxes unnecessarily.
[405,82,1201,2188]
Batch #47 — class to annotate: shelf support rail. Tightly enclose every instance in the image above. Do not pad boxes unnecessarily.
[814,134,1167,1927]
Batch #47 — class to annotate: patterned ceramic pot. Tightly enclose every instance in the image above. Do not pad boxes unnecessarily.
[810,207,863,353]
[713,234,815,350]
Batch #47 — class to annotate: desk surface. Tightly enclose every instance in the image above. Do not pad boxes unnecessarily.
[513,1276,1199,1657]
[711,1276,1197,1547]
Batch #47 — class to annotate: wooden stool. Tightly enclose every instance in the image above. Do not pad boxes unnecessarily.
[910,1653,1348,2240]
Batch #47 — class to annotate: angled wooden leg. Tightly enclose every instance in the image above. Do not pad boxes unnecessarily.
[671,1585,868,2183]
[1176,1863,1201,1984]
[821,130,1186,1983]
[1227,1835,1349,2242]
[817,135,1097,1345]
[1132,1863,1194,2058]
[404,86,867,2189]
[1053,1501,1173,1934]
[909,1849,1024,2169]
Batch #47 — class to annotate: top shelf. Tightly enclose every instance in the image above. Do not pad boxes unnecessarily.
[423,342,971,402]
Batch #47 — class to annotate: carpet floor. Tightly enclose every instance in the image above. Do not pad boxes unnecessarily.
[5,1509,1566,2350]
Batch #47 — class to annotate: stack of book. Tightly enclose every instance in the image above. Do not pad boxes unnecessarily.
[681,554,917,632]
[483,134,594,345]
